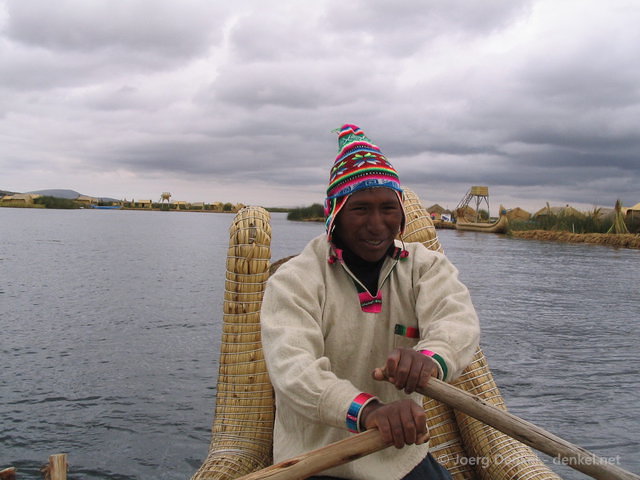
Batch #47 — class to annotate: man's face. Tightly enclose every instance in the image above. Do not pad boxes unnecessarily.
[335,188,403,262]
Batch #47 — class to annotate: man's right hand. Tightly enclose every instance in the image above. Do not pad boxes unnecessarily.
[359,399,429,449]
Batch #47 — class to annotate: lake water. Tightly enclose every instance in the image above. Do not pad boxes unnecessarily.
[1,208,638,479]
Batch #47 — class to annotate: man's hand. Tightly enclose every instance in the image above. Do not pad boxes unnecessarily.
[372,347,438,394]
[359,399,429,449]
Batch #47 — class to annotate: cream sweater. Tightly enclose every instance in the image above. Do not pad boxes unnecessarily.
[261,235,480,480]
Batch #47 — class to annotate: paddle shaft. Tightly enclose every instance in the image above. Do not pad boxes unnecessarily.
[236,378,638,480]
[235,428,390,480]
[421,379,638,480]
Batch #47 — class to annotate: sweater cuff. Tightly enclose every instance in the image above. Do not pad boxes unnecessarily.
[419,349,448,381]
[346,393,377,433]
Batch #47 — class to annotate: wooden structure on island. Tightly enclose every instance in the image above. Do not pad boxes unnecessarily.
[455,186,508,233]
[456,186,490,223]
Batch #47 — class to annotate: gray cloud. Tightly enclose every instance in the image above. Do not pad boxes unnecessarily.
[1,0,639,212]
[5,0,222,56]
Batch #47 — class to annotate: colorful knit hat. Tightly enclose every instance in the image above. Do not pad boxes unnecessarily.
[324,124,404,238]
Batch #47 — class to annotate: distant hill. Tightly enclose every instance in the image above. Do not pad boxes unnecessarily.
[1,189,17,197]
[23,189,120,202]
[27,189,83,199]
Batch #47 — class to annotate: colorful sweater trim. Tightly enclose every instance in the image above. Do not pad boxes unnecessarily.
[346,392,376,433]
[419,349,449,381]
[357,289,383,313]
[394,324,419,338]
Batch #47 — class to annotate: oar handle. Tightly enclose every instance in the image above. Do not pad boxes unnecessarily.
[235,429,390,480]
[419,378,639,480]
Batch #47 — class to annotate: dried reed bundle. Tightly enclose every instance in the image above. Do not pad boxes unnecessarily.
[401,188,444,253]
[191,207,274,480]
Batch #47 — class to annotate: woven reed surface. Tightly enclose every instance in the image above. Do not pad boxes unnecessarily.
[191,207,274,480]
[452,351,562,480]
[402,188,444,254]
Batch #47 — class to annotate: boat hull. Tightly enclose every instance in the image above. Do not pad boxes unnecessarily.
[456,214,508,233]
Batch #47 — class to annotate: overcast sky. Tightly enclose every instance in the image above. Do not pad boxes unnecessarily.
[1,0,639,213]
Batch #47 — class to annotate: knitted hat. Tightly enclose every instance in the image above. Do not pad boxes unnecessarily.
[324,124,404,238]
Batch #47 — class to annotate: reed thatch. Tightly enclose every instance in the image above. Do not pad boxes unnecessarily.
[533,204,583,218]
[505,207,531,222]
[192,192,562,480]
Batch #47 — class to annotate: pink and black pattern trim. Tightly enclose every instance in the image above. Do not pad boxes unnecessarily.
[358,290,383,313]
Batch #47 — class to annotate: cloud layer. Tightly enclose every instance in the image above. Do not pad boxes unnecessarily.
[1,0,639,212]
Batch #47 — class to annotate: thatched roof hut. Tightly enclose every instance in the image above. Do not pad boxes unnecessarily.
[506,207,531,222]
[624,202,640,213]
[533,204,584,218]
[454,205,476,221]
[624,202,640,220]
[427,203,452,220]
[0,193,40,205]
[427,203,446,214]
[76,195,98,205]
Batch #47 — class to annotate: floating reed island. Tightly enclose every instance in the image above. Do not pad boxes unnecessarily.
[509,230,640,249]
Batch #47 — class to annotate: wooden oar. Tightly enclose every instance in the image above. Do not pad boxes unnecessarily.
[421,378,639,480]
[235,428,390,480]
[235,378,639,480]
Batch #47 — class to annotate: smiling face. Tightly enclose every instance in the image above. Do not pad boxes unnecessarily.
[334,188,403,262]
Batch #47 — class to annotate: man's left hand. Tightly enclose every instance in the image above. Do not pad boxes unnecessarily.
[372,347,438,394]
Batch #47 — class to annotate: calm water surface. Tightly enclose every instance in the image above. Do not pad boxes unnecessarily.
[1,208,638,479]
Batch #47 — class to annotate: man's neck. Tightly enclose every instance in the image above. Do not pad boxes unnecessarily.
[334,239,393,294]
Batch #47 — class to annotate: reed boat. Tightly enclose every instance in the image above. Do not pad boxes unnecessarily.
[190,189,622,480]
[455,207,509,234]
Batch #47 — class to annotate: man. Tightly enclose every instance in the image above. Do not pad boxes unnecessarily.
[261,124,480,479]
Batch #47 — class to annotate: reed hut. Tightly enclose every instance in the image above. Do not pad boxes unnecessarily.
[625,202,640,221]
[426,203,448,221]
[505,207,530,222]
[0,193,40,206]
[75,195,98,206]
[454,205,476,222]
[532,204,583,218]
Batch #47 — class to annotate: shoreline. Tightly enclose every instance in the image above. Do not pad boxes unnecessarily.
[509,230,640,249]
